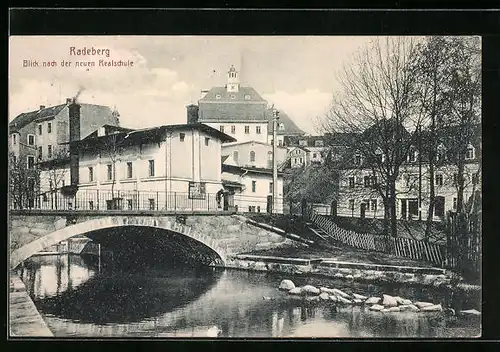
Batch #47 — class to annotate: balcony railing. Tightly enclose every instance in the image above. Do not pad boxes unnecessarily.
[10,189,234,213]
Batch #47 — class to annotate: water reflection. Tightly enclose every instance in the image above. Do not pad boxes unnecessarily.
[19,254,480,338]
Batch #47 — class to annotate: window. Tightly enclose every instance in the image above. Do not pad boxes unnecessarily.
[465,144,475,160]
[245,95,251,100]
[269,182,273,194]
[349,199,355,211]
[216,94,222,99]
[47,122,52,134]
[354,154,362,165]
[435,174,443,186]
[88,167,94,182]
[251,181,256,193]
[278,140,283,147]
[437,144,446,162]
[453,197,457,210]
[12,134,17,145]
[313,153,317,158]
[127,162,133,179]
[256,126,261,134]
[38,124,42,135]
[27,156,34,169]
[314,140,324,147]
[250,151,256,162]
[299,157,303,164]
[244,126,250,134]
[348,176,355,188]
[364,176,371,188]
[107,164,113,180]
[231,125,236,134]
[149,198,156,210]
[205,137,210,146]
[89,201,94,210]
[299,140,307,146]
[230,94,236,99]
[408,150,418,163]
[47,145,52,158]
[27,134,35,146]
[12,155,17,164]
[127,199,133,210]
[257,206,261,213]
[267,151,273,168]
[370,199,377,211]
[37,146,43,160]
[220,125,225,133]
[248,206,256,212]
[233,151,239,163]
[452,173,458,186]
[179,133,185,142]
[279,123,285,131]
[148,160,155,177]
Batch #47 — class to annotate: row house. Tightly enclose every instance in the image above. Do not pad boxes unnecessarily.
[335,122,481,221]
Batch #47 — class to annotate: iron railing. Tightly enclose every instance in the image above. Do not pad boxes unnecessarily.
[11,189,232,212]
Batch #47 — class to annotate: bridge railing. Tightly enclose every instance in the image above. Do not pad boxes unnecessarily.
[11,189,230,212]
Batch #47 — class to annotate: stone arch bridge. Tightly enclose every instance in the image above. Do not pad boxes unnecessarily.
[10,214,303,270]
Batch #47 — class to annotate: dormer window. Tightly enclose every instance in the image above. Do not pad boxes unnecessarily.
[407,149,418,163]
[299,140,307,147]
[244,95,251,100]
[230,94,236,99]
[215,94,222,100]
[465,144,475,160]
[279,123,285,131]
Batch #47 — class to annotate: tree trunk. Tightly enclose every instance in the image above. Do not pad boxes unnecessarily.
[425,161,435,242]
[388,179,398,237]
[456,158,466,213]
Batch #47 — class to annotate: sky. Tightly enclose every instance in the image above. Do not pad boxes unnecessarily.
[9,36,374,134]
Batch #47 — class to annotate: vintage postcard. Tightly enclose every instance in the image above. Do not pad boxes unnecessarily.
[8,34,481,338]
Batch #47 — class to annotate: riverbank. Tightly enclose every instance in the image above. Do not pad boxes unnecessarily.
[224,253,480,294]
[9,273,53,337]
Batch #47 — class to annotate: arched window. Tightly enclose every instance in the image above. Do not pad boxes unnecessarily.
[250,150,256,162]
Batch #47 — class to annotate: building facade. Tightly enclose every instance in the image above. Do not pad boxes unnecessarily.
[221,164,284,214]
[37,121,236,211]
[335,125,481,221]
[221,141,288,169]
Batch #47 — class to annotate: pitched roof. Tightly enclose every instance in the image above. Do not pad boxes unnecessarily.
[199,86,266,103]
[267,110,305,136]
[222,140,287,149]
[9,104,67,132]
[222,163,284,177]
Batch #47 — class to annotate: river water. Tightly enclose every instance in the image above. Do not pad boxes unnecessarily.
[18,254,481,338]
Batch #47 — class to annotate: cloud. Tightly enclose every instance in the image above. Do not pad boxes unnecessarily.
[263,89,332,134]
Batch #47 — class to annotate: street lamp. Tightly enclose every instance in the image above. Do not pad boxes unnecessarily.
[272,109,280,214]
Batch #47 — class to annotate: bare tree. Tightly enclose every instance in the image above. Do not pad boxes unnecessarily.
[9,152,40,209]
[39,149,70,209]
[322,37,423,237]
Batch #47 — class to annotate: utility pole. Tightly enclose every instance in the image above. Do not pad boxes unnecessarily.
[272,109,280,214]
[418,124,422,221]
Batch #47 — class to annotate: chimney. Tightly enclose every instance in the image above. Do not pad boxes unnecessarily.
[200,90,209,100]
[186,104,199,124]
[68,100,81,186]
[66,98,72,104]
[39,105,45,110]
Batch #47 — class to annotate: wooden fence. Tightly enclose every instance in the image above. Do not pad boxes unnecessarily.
[444,211,481,279]
[310,212,445,265]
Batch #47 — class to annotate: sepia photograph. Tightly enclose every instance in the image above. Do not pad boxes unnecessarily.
[8,33,481,338]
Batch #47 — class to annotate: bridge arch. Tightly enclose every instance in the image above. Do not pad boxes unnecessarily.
[10,216,227,270]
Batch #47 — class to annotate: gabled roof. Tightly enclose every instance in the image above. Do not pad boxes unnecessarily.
[67,123,236,149]
[199,86,266,103]
[222,140,287,149]
[84,124,135,139]
[222,163,284,177]
[9,104,67,132]
[267,110,305,136]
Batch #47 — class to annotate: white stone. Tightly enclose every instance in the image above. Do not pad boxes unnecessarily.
[320,287,336,294]
[329,295,338,302]
[398,305,413,312]
[302,285,320,295]
[459,309,481,316]
[279,279,296,291]
[345,275,354,279]
[306,295,320,302]
[382,294,398,307]
[352,293,368,301]
[382,307,401,312]
[288,287,302,295]
[369,304,384,311]
[334,273,344,278]
[401,299,413,306]
[365,297,381,305]
[422,304,443,312]
[336,296,352,304]
[319,292,330,301]
[394,296,405,305]
[414,301,434,309]
[332,288,351,299]
[353,299,363,304]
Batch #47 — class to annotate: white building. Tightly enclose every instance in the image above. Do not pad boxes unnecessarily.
[38,123,236,211]
[221,140,288,169]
